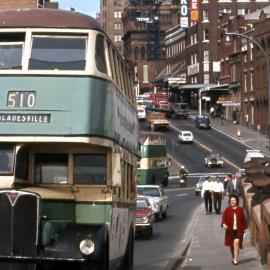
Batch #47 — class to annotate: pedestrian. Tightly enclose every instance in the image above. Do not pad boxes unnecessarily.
[221,111,225,125]
[210,106,215,118]
[213,176,224,214]
[201,176,214,214]
[245,113,249,127]
[221,194,248,265]
[223,174,232,193]
[227,173,242,197]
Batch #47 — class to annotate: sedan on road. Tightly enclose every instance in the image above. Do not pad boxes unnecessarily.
[137,185,168,221]
[136,196,154,239]
[195,115,212,129]
[178,131,193,143]
[204,153,224,167]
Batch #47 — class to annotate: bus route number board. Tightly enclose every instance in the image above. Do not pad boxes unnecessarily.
[7,91,36,108]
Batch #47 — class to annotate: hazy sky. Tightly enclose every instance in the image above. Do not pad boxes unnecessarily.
[53,0,100,17]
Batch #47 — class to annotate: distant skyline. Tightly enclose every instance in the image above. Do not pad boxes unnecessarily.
[53,0,100,17]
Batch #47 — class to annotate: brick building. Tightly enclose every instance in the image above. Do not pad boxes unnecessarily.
[100,0,128,55]
[0,0,58,9]
[218,5,270,132]
[122,0,179,92]
[253,8,270,133]
[164,0,270,109]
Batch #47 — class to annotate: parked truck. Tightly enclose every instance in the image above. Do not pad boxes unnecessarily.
[146,111,170,131]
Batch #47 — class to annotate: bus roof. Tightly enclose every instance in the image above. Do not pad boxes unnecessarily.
[0,8,103,30]
[139,131,165,144]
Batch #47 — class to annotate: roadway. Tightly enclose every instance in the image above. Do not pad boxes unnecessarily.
[135,118,250,269]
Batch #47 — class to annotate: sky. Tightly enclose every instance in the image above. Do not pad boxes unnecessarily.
[53,0,100,17]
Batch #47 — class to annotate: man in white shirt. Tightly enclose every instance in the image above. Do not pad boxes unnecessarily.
[213,176,224,214]
[201,176,214,214]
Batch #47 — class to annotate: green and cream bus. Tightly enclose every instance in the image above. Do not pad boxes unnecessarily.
[0,8,138,270]
[138,132,169,186]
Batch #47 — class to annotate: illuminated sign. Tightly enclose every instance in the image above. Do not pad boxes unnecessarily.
[190,0,198,24]
[180,0,189,28]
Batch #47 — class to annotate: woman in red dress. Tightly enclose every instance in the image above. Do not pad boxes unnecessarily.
[221,194,248,265]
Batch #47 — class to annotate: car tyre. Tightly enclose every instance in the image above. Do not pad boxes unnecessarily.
[155,209,162,221]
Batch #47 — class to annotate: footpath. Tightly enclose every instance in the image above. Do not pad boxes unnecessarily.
[181,201,263,270]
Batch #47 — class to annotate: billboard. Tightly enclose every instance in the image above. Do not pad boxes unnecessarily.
[190,0,199,24]
[180,0,189,28]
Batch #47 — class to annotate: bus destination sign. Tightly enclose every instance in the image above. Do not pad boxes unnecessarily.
[0,114,51,123]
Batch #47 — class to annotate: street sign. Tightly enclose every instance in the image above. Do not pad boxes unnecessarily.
[190,0,198,24]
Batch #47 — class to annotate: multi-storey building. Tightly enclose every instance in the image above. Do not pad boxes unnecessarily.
[0,0,58,9]
[164,0,270,108]
[100,0,128,54]
[122,0,179,92]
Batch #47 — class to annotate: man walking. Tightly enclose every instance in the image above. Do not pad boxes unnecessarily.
[213,176,224,214]
[227,173,242,197]
[201,176,214,214]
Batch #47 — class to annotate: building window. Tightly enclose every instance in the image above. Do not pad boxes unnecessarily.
[204,50,209,62]
[102,0,107,6]
[114,22,122,30]
[114,35,122,42]
[103,10,107,19]
[141,46,145,59]
[237,9,245,15]
[203,9,209,21]
[204,74,209,84]
[250,72,253,91]
[114,11,121,18]
[135,46,139,60]
[143,65,149,83]
[244,73,247,92]
[203,29,209,41]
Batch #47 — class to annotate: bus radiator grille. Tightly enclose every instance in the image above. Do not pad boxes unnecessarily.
[0,191,39,270]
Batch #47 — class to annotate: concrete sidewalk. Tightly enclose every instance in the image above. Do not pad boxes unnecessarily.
[181,201,263,270]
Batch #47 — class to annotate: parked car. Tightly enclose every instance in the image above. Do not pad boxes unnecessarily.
[136,185,168,221]
[170,103,190,119]
[195,115,212,129]
[136,196,154,239]
[178,131,193,143]
[137,108,146,120]
[243,149,265,163]
[194,176,205,196]
[204,153,224,167]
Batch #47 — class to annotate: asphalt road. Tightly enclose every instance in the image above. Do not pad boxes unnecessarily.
[134,188,201,270]
[135,119,252,269]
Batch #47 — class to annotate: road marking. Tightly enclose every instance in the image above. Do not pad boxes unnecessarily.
[167,153,182,167]
[177,193,188,197]
[164,187,194,192]
[170,123,241,170]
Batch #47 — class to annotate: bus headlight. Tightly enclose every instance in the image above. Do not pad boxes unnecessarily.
[79,239,95,255]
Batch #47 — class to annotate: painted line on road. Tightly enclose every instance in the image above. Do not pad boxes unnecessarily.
[177,193,188,197]
[170,123,241,171]
[164,187,194,192]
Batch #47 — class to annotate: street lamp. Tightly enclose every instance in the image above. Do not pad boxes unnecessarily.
[225,32,270,146]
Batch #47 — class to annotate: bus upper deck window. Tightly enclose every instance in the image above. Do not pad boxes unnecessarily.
[35,153,68,184]
[73,154,107,185]
[0,44,23,70]
[95,34,108,74]
[29,36,86,70]
[0,145,14,174]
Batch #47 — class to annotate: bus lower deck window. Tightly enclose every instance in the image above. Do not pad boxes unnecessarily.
[34,153,68,184]
[73,154,107,185]
[0,145,14,174]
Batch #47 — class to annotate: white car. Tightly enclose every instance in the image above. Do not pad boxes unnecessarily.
[136,185,168,221]
[178,131,193,143]
[244,149,265,163]
[137,108,146,120]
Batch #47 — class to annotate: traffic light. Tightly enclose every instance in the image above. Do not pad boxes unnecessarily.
[147,19,160,60]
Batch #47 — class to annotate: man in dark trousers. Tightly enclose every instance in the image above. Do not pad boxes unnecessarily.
[201,176,214,214]
[227,173,242,197]
[213,176,224,214]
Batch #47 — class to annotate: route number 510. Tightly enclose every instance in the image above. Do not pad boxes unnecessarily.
[7,91,36,108]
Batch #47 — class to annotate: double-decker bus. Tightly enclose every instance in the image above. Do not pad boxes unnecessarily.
[0,9,138,270]
[138,132,169,186]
